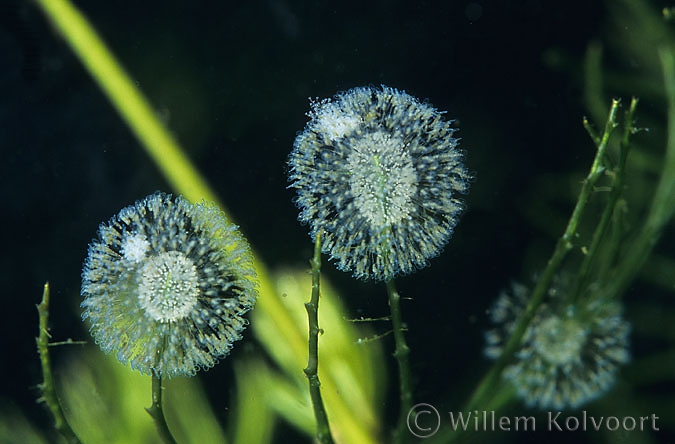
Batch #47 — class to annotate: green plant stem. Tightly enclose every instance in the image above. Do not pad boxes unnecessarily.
[600,48,675,300]
[571,97,638,303]
[33,0,218,205]
[463,99,622,413]
[146,372,178,444]
[36,282,82,444]
[34,1,377,442]
[303,232,335,444]
[32,0,283,435]
[386,279,412,444]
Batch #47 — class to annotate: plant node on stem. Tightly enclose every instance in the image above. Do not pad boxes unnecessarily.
[36,282,82,444]
[304,232,335,444]
[387,279,413,444]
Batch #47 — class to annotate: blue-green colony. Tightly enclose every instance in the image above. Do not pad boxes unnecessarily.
[484,280,631,409]
[288,85,471,281]
[81,192,258,378]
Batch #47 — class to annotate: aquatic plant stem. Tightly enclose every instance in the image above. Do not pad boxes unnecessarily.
[386,279,412,444]
[304,232,335,444]
[35,2,381,441]
[571,97,638,303]
[600,48,675,300]
[36,282,82,444]
[33,0,217,205]
[146,372,178,444]
[463,99,621,413]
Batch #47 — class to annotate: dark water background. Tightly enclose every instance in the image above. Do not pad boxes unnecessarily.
[2,0,673,442]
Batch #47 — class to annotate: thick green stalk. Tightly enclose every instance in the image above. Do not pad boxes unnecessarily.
[33,1,380,443]
[386,279,412,444]
[36,282,82,444]
[304,232,335,444]
[33,0,217,205]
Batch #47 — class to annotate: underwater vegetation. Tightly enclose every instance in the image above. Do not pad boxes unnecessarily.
[3,0,675,443]
[289,85,470,442]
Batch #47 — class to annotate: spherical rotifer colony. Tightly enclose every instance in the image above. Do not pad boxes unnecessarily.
[484,280,631,410]
[81,192,258,378]
[288,85,471,281]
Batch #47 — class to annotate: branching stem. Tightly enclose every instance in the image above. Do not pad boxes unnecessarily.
[571,97,638,303]
[36,282,82,444]
[599,49,675,300]
[463,99,622,414]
